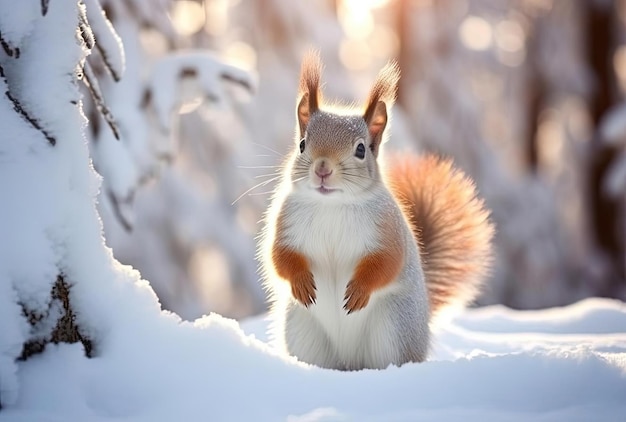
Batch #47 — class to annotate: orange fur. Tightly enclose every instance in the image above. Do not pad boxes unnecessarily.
[363,61,400,117]
[388,154,495,317]
[344,219,404,314]
[299,50,322,102]
[363,61,400,155]
[272,212,316,307]
[297,50,322,136]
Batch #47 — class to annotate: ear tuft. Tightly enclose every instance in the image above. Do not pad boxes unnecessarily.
[297,50,323,137]
[363,61,400,156]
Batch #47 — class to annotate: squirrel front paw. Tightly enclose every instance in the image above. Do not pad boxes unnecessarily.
[343,280,370,314]
[291,272,317,307]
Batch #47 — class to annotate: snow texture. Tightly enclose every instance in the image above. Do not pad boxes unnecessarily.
[1,299,625,421]
[0,0,95,405]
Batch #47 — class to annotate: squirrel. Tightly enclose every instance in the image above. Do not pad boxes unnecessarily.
[259,51,495,370]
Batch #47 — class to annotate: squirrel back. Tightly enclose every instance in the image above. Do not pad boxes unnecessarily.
[261,51,494,370]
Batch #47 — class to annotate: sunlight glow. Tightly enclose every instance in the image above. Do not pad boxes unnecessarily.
[614,45,626,93]
[495,20,525,52]
[343,0,390,11]
[369,25,399,59]
[339,3,374,40]
[204,0,229,37]
[459,16,493,51]
[494,19,526,67]
[340,39,372,71]
[190,245,232,315]
[337,0,392,70]
[537,109,564,167]
[224,41,257,70]
[170,0,205,36]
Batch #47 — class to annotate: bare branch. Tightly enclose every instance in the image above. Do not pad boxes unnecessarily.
[41,0,50,16]
[107,190,133,232]
[0,31,20,58]
[94,40,121,82]
[221,72,254,93]
[82,59,120,140]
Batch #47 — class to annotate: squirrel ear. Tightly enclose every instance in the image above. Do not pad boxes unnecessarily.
[364,101,388,156]
[297,50,322,137]
[363,61,400,157]
[297,93,315,137]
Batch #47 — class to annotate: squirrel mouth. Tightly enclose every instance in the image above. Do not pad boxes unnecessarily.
[316,186,339,195]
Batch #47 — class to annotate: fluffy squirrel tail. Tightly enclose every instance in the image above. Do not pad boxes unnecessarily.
[387,154,495,318]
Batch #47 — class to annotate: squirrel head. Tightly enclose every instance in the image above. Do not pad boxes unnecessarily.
[289,51,400,200]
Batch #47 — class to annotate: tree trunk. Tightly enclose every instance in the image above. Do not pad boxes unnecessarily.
[586,1,623,287]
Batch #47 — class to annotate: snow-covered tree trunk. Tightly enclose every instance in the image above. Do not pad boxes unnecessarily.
[0,0,121,407]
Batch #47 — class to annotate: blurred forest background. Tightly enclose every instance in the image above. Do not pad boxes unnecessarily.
[91,0,626,320]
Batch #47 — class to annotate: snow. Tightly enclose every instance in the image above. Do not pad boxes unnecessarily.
[1,299,625,421]
[149,50,256,131]
[0,0,39,53]
[1,0,626,420]
[0,0,95,405]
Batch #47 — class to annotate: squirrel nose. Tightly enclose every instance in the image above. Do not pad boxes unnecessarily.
[315,167,332,179]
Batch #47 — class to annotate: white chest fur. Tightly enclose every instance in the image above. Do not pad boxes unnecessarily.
[279,192,393,360]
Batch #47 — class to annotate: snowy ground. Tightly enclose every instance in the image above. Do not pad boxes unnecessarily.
[1,297,625,421]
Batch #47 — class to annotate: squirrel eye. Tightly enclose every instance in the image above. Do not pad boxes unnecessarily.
[355,142,366,159]
[299,139,306,153]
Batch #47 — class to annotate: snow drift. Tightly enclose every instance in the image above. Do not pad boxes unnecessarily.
[1,298,625,421]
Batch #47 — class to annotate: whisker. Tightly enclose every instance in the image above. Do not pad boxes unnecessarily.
[237,165,282,169]
[247,190,275,196]
[342,173,373,180]
[250,142,286,158]
[232,175,282,205]
[254,172,283,179]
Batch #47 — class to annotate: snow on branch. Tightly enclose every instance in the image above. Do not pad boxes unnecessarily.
[149,51,255,130]
[0,64,56,145]
[78,1,95,50]
[82,60,121,140]
[0,0,39,51]
[0,33,20,58]
[84,0,125,82]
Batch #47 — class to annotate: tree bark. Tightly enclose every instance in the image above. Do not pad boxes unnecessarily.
[586,1,623,285]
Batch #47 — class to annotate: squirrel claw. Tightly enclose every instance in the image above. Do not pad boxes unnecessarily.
[343,280,370,314]
[291,271,317,307]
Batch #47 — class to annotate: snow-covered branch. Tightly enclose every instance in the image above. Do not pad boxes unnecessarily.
[148,51,255,131]
[0,64,55,145]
